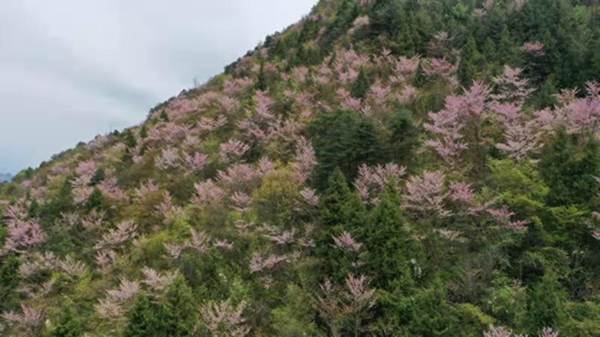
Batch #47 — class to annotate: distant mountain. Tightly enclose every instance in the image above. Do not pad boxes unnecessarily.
[0,173,12,183]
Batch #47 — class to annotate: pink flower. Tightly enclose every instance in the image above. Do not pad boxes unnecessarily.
[332,232,362,253]
[200,300,250,337]
[355,163,406,204]
[293,137,317,182]
[220,139,250,163]
[521,42,545,56]
[193,180,225,205]
[156,147,180,170]
[402,171,450,217]
[450,182,475,203]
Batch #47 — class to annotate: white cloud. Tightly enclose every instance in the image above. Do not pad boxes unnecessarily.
[0,0,317,173]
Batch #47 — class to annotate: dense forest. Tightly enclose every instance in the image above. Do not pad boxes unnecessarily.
[2,0,600,336]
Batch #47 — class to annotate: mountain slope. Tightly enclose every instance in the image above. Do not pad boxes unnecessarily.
[2,0,600,336]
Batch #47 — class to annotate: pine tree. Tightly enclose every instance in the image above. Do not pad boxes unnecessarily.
[123,295,157,337]
[308,111,386,190]
[90,168,106,186]
[85,188,105,212]
[363,184,416,290]
[155,277,197,337]
[316,168,367,281]
[528,273,568,335]
[123,129,138,149]
[139,124,148,139]
[0,255,21,311]
[48,304,84,337]
[351,69,371,100]
[160,110,169,122]
[540,126,600,206]
[256,60,267,91]
[458,36,483,85]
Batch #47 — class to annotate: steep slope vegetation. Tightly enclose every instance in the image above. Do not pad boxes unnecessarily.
[2,0,600,336]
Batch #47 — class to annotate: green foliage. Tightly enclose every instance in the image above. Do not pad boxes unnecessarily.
[85,188,105,212]
[139,124,148,139]
[540,126,600,206]
[270,285,322,337]
[160,110,169,122]
[350,69,371,100]
[316,168,367,281]
[253,169,302,227]
[405,281,460,337]
[155,277,198,337]
[483,277,528,330]
[527,273,568,334]
[90,168,106,186]
[48,303,84,337]
[308,111,386,189]
[0,255,21,311]
[123,295,158,337]
[362,185,416,290]
[40,177,74,221]
[385,107,420,167]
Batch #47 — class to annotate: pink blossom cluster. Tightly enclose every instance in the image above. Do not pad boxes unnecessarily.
[249,251,289,273]
[220,139,251,163]
[402,171,450,217]
[2,204,46,254]
[141,267,178,292]
[292,137,318,182]
[200,300,250,337]
[424,81,491,166]
[2,304,45,336]
[95,220,138,250]
[355,163,406,204]
[521,42,545,56]
[332,231,362,253]
[238,91,280,144]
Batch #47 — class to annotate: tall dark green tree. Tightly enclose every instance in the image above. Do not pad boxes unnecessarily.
[540,126,600,206]
[528,273,568,334]
[351,69,372,100]
[123,295,158,337]
[385,107,420,166]
[316,168,367,281]
[160,110,169,122]
[48,304,84,337]
[155,277,197,337]
[363,185,417,290]
[0,255,21,311]
[85,188,106,213]
[308,111,387,189]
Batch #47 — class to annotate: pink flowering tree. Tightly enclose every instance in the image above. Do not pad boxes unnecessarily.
[492,66,534,104]
[424,81,492,171]
[292,137,318,182]
[200,300,250,337]
[238,91,279,145]
[402,171,450,218]
[220,139,250,163]
[493,102,542,160]
[95,220,138,250]
[315,274,376,337]
[2,204,46,255]
[355,163,406,205]
[2,304,45,337]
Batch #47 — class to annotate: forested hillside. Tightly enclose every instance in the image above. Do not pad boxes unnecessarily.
[2,0,600,336]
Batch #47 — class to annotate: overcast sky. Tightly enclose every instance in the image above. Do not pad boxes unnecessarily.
[0,0,317,174]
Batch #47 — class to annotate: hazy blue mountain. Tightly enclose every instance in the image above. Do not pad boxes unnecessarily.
[0,173,12,183]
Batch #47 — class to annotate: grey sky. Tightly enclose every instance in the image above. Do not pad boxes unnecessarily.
[0,0,317,174]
